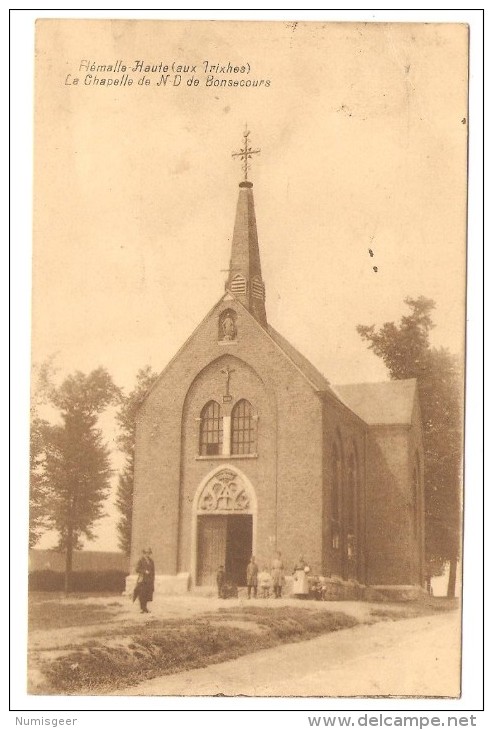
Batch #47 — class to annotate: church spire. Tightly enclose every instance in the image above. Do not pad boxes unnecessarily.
[226,128,267,327]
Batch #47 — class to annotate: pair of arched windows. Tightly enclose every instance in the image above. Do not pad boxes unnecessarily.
[229,274,265,301]
[199,399,256,456]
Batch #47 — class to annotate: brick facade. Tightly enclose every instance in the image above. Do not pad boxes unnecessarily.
[132,297,326,580]
[130,179,425,593]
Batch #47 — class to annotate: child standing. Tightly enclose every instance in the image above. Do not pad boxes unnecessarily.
[258,566,272,598]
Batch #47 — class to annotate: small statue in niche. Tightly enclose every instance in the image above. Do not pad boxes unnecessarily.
[221,311,236,341]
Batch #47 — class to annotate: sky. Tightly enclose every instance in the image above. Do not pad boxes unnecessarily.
[31,19,468,552]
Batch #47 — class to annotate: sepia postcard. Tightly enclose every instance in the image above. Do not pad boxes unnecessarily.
[25,17,470,704]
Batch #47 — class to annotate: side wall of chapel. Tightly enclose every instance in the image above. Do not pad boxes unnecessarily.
[365,396,424,586]
[322,397,367,582]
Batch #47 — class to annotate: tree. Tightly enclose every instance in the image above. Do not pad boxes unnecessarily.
[29,415,51,547]
[29,358,59,547]
[115,367,158,555]
[357,297,463,597]
[42,368,121,592]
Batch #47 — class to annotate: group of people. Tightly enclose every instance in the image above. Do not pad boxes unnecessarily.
[133,547,310,611]
[217,551,286,599]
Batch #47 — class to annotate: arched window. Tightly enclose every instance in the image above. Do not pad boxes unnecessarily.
[200,401,223,456]
[413,456,420,536]
[231,399,256,455]
[230,274,246,295]
[331,443,342,551]
[251,276,265,300]
[346,452,358,578]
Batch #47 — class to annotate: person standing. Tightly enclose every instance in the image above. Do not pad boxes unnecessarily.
[134,548,155,613]
[216,565,226,598]
[293,555,306,572]
[271,551,285,598]
[292,554,310,597]
[246,555,258,599]
[258,566,272,598]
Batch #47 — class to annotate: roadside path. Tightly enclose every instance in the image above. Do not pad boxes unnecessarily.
[116,611,460,697]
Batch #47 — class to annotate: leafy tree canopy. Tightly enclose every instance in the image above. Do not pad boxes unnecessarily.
[115,367,158,555]
[29,365,121,590]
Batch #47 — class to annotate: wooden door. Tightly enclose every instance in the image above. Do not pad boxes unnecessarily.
[196,515,227,586]
[226,515,253,587]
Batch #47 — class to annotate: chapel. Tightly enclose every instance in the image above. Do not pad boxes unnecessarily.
[129,132,425,597]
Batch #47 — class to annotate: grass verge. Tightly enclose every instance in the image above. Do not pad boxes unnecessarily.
[37,606,358,694]
[29,593,122,631]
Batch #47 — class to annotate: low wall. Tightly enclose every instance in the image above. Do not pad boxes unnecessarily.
[125,573,191,597]
[124,572,427,602]
[28,570,127,592]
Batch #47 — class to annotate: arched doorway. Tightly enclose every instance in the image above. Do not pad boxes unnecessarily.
[192,466,257,587]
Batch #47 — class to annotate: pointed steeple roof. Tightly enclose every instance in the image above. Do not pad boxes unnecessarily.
[226,130,267,326]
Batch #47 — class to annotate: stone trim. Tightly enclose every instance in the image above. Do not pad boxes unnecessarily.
[195,453,258,460]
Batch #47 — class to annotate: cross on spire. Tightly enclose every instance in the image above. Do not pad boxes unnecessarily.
[232,125,260,181]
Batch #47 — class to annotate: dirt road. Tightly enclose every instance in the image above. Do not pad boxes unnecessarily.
[117,610,460,697]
